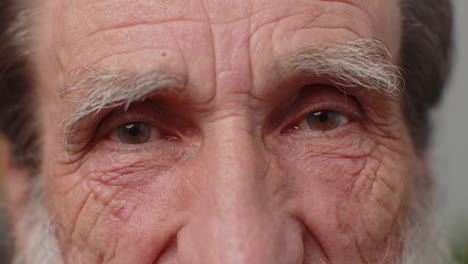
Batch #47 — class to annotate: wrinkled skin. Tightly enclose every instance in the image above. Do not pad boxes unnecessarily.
[18,0,416,263]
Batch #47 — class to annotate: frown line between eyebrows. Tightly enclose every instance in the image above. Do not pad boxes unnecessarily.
[61,67,187,149]
[280,39,403,97]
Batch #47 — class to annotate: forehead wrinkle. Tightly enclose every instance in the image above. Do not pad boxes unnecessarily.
[319,0,374,27]
[279,39,402,97]
[62,67,186,147]
[319,0,365,12]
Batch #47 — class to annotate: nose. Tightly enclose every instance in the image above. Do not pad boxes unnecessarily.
[176,116,304,264]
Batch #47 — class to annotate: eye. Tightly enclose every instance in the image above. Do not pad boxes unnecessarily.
[302,110,348,131]
[116,122,152,144]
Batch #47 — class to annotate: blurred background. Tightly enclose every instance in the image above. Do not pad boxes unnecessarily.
[432,0,468,262]
[0,0,468,263]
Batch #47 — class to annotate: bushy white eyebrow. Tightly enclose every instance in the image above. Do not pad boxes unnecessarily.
[281,39,402,95]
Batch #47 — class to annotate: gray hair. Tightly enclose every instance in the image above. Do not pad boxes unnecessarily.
[400,0,453,150]
[0,0,38,171]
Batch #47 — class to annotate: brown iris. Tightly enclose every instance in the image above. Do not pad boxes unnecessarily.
[306,110,342,131]
[117,122,151,144]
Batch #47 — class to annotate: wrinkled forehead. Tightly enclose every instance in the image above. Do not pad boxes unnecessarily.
[40,0,401,30]
[34,0,401,70]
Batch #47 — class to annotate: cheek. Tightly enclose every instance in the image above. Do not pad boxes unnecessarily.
[45,143,195,263]
[274,129,415,262]
[276,131,378,197]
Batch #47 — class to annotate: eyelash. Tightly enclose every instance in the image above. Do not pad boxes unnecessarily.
[281,103,361,134]
[96,112,159,142]
[91,94,362,147]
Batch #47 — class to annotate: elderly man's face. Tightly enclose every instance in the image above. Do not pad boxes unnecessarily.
[19,0,417,263]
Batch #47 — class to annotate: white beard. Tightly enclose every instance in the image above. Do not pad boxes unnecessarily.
[10,177,62,264]
[11,173,456,264]
[399,170,455,264]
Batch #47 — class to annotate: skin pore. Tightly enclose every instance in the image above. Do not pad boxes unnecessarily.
[10,0,429,263]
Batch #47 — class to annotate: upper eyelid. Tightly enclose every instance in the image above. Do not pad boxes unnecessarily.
[287,102,362,128]
[276,84,363,122]
[300,103,360,118]
[93,107,163,141]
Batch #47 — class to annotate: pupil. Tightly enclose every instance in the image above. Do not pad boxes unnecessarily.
[318,112,329,123]
[117,122,151,144]
[127,124,140,137]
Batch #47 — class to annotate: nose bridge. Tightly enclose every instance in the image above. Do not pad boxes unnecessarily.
[202,114,265,213]
[177,115,292,263]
